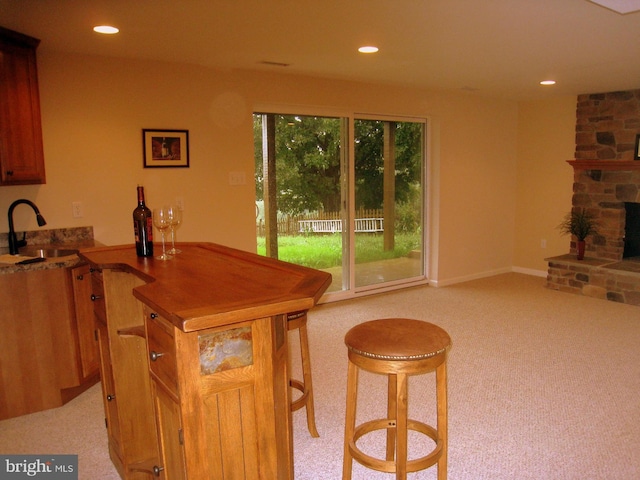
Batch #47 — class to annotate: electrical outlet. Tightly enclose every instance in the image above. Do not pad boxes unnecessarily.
[175,197,184,210]
[72,201,84,218]
[541,239,547,248]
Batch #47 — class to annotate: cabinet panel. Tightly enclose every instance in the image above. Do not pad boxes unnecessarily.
[152,381,186,480]
[96,318,124,476]
[0,266,98,419]
[0,27,45,185]
[93,268,159,479]
[71,264,100,380]
[90,270,106,324]
[146,312,178,395]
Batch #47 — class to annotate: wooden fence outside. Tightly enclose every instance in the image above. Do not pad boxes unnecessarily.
[256,209,383,236]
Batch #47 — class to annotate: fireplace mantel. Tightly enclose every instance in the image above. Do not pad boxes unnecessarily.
[567,160,640,171]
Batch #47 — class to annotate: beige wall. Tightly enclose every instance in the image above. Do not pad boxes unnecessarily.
[0,50,557,285]
[514,97,576,274]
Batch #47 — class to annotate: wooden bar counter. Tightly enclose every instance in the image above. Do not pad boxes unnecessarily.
[79,243,331,480]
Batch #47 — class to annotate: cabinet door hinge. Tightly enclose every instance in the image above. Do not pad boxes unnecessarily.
[94,329,98,341]
[178,428,184,445]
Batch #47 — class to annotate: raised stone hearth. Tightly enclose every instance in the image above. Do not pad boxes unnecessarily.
[546,254,640,306]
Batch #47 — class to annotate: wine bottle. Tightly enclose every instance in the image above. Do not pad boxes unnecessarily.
[133,185,153,257]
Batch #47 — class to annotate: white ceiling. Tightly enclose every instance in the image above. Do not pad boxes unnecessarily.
[2,0,640,101]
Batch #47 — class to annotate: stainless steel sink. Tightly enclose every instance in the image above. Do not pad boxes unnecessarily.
[20,247,79,258]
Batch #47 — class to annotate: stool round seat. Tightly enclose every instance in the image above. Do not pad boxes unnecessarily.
[345,318,450,363]
[342,318,452,480]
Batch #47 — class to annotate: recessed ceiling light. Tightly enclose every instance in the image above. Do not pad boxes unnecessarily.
[93,25,119,34]
[587,0,640,14]
[540,80,556,86]
[358,46,379,54]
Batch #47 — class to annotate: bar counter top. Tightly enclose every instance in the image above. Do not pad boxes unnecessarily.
[79,242,332,333]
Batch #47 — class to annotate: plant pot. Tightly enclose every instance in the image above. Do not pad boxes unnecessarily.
[576,240,585,260]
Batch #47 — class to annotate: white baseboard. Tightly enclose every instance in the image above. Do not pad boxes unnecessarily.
[430,266,547,287]
[511,266,547,278]
[429,267,512,287]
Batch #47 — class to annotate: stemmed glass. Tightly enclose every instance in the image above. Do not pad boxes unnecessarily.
[153,207,173,260]
[167,205,182,255]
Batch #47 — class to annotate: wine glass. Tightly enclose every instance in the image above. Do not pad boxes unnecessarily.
[167,204,182,254]
[153,207,173,260]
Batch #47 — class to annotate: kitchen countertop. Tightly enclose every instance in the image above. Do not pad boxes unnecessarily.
[79,242,332,332]
[0,226,100,274]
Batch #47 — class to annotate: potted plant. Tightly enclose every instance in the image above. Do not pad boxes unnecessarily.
[558,209,599,260]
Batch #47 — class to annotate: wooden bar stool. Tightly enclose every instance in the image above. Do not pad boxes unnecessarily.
[287,310,319,437]
[342,318,451,480]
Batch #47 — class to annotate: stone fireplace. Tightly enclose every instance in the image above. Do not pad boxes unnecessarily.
[568,163,640,261]
[546,89,640,306]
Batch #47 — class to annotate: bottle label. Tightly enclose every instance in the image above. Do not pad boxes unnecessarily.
[146,217,154,241]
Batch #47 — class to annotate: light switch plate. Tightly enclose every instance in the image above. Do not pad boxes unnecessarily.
[229,171,246,185]
[72,201,84,218]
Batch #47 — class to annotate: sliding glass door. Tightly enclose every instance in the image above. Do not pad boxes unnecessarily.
[254,111,426,299]
[353,117,425,290]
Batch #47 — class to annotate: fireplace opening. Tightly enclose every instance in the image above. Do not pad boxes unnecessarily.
[623,202,640,258]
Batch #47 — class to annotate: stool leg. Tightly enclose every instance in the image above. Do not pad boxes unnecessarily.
[298,322,319,437]
[386,375,397,461]
[395,373,409,480]
[342,360,359,480]
[436,360,448,480]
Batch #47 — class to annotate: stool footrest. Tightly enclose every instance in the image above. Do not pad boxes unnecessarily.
[289,379,309,412]
[349,418,443,474]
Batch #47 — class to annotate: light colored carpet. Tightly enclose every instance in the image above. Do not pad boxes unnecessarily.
[2,273,639,479]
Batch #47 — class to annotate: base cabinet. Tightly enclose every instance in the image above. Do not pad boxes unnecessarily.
[91,268,159,480]
[70,263,100,383]
[144,308,292,479]
[0,263,99,420]
[150,381,186,480]
[95,317,123,473]
[80,243,331,480]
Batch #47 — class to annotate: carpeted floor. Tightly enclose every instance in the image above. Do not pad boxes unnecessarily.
[2,273,639,479]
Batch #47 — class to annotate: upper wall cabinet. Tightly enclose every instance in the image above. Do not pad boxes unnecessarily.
[0,26,46,185]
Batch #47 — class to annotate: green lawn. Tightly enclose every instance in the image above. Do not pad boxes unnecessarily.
[257,233,420,269]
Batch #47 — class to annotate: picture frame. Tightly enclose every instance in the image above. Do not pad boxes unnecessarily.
[635,134,640,160]
[143,129,189,168]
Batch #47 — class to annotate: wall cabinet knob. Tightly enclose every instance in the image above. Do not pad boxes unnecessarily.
[106,394,115,402]
[91,294,103,301]
[152,465,164,477]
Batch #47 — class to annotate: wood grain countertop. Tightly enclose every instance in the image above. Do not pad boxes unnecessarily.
[79,242,332,333]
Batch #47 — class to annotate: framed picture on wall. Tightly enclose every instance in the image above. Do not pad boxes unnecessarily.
[635,134,640,160]
[143,129,189,168]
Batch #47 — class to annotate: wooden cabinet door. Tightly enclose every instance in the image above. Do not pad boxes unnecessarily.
[71,264,100,380]
[96,318,124,474]
[0,28,45,185]
[151,381,186,480]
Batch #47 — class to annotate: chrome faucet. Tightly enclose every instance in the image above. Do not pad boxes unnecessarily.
[7,199,47,255]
